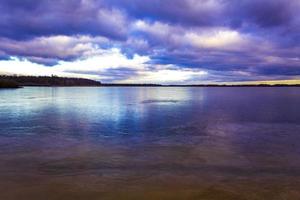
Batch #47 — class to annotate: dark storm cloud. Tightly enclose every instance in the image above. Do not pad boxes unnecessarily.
[0,0,127,40]
[106,0,223,27]
[237,0,294,28]
[107,0,298,29]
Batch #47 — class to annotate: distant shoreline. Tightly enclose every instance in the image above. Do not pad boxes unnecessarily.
[1,75,300,88]
[0,75,101,88]
[100,84,300,87]
[17,84,300,88]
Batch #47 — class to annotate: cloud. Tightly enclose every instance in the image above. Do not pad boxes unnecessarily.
[123,68,208,84]
[106,0,224,27]
[237,0,296,28]
[0,0,128,40]
[0,48,150,82]
[184,30,244,49]
[0,48,209,84]
[0,35,110,65]
[0,0,299,83]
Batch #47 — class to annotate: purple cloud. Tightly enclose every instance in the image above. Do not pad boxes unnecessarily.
[0,0,299,82]
[0,0,128,40]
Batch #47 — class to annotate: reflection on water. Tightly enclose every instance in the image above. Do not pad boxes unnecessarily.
[1,87,300,200]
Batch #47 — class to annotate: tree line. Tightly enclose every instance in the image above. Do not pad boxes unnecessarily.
[0,75,101,88]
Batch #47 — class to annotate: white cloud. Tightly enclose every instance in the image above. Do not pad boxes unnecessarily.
[0,47,209,84]
[0,48,149,81]
[56,48,150,72]
[133,20,249,50]
[0,57,100,79]
[133,20,174,38]
[121,68,208,84]
[184,30,244,49]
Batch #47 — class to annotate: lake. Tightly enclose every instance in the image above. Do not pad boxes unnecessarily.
[1,87,300,200]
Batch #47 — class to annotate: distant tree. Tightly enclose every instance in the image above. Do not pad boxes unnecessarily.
[0,79,20,88]
[0,75,101,87]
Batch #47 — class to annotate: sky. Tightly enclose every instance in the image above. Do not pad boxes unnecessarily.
[0,0,300,84]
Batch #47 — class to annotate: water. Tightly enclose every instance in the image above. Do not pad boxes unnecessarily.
[1,87,300,200]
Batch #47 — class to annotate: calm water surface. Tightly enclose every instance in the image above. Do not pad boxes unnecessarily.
[1,87,300,200]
